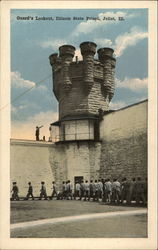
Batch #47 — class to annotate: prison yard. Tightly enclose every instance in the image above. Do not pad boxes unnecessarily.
[11,175,147,237]
[11,200,147,238]
[10,42,148,238]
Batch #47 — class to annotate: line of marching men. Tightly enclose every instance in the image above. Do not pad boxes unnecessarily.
[11,177,147,205]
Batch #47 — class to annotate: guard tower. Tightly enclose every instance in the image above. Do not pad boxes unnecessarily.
[49,42,116,142]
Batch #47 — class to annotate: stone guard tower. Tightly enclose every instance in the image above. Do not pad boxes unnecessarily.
[49,42,116,185]
[49,42,116,142]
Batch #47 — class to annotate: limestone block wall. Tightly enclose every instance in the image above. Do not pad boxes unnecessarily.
[10,140,54,196]
[49,141,102,191]
[88,79,109,113]
[59,77,88,119]
[10,139,102,195]
[99,100,147,180]
[58,63,109,119]
[65,142,102,182]
[49,143,67,190]
[58,72,109,119]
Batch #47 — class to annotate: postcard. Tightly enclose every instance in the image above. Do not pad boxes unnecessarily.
[0,1,157,250]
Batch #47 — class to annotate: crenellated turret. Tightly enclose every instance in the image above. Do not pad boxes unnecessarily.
[49,42,116,122]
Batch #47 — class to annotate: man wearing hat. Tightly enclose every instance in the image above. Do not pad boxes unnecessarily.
[26,182,34,200]
[11,182,19,201]
[35,125,43,141]
[50,181,58,200]
[39,181,48,200]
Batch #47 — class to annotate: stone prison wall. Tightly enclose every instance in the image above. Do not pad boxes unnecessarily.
[10,140,54,196]
[99,100,147,180]
[10,100,147,196]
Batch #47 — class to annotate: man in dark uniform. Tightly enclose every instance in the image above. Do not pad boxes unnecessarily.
[128,177,136,204]
[121,177,130,204]
[94,180,99,201]
[103,179,108,203]
[50,181,58,200]
[11,182,19,201]
[135,177,146,205]
[98,108,104,120]
[89,180,94,201]
[26,182,34,200]
[61,181,66,199]
[35,125,43,141]
[65,181,68,199]
[39,181,48,200]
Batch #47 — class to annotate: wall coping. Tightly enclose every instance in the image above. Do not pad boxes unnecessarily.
[105,99,148,116]
[10,139,55,147]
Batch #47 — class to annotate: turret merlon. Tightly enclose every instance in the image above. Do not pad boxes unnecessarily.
[97,47,116,100]
[80,42,97,88]
[59,45,76,62]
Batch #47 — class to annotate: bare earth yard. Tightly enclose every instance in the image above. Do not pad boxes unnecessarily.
[11,200,147,238]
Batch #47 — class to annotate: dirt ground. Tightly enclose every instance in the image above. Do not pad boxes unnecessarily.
[10,200,147,238]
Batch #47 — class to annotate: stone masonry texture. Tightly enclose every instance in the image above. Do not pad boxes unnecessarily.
[49,42,116,119]
[10,100,148,193]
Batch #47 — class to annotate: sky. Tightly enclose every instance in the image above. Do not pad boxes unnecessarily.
[11,8,148,140]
